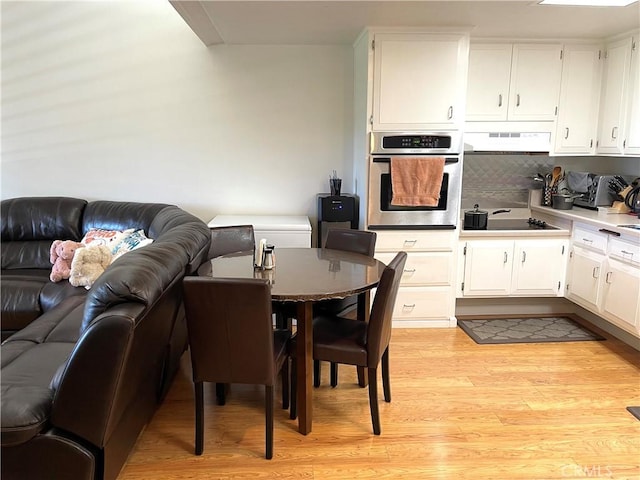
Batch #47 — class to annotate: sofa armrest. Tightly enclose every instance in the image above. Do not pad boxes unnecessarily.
[49,304,143,448]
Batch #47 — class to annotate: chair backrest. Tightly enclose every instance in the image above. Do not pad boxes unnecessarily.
[324,229,377,257]
[365,252,407,367]
[208,225,255,260]
[182,276,276,386]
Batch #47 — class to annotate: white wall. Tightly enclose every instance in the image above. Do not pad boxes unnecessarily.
[0,0,354,223]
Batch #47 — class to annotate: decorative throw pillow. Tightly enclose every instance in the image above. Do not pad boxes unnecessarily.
[81,228,133,248]
[111,230,153,260]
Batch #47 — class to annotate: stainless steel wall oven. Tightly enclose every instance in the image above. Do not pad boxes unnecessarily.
[367,131,463,229]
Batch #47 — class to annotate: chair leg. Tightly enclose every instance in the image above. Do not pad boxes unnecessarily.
[330,362,338,387]
[313,360,321,387]
[265,385,274,459]
[367,368,381,435]
[382,347,391,403]
[290,358,297,420]
[215,383,226,406]
[281,358,290,410]
[195,382,204,455]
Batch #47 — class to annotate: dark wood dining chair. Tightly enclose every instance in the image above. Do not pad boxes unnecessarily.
[290,251,407,435]
[208,224,255,259]
[314,229,377,387]
[182,276,291,459]
[207,225,256,404]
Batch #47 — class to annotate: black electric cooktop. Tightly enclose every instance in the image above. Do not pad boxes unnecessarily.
[477,218,560,231]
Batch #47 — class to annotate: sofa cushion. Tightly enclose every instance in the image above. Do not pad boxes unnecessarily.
[82,201,169,235]
[1,341,77,447]
[1,297,85,447]
[1,278,45,333]
[7,296,86,345]
[1,197,87,270]
[149,207,211,274]
[1,271,87,337]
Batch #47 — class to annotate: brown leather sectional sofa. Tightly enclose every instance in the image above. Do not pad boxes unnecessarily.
[1,197,211,480]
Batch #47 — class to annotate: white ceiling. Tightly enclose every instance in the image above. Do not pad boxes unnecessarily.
[170,0,640,46]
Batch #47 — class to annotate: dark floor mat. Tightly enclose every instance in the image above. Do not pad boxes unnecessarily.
[458,316,605,345]
[626,407,640,421]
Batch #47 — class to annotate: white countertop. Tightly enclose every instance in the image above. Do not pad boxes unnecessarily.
[529,192,640,240]
[208,214,311,232]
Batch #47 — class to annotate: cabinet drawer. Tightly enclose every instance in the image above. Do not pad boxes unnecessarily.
[393,287,453,320]
[376,252,452,286]
[572,225,607,253]
[608,238,640,266]
[374,230,455,251]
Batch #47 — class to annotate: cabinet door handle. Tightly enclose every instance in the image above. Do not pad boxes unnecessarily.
[521,251,527,263]
[403,239,417,246]
[498,94,503,107]
[621,250,634,260]
[403,268,416,274]
[582,238,593,244]
[402,304,416,309]
[447,106,453,120]
[605,271,613,284]
[611,126,618,139]
[592,266,600,278]
[504,252,508,263]
[564,127,570,139]
[516,94,521,107]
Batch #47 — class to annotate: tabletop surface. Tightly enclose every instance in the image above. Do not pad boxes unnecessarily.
[197,248,386,302]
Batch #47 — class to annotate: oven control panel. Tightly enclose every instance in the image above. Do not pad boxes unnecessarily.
[383,135,451,149]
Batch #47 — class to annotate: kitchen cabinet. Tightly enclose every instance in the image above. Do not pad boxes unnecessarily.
[374,230,457,327]
[601,257,640,333]
[624,36,640,155]
[566,222,639,337]
[466,44,512,121]
[596,36,633,155]
[460,238,567,297]
[566,245,606,311]
[371,32,469,131]
[466,43,563,122]
[552,44,603,155]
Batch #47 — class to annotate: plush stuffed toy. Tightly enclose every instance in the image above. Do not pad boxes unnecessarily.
[69,245,112,288]
[50,240,85,282]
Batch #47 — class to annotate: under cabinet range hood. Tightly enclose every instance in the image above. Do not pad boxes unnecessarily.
[464,131,552,153]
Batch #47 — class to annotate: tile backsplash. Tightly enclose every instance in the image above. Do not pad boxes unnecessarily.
[461,153,640,210]
[461,154,553,209]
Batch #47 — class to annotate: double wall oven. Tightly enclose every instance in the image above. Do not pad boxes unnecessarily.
[367,131,463,230]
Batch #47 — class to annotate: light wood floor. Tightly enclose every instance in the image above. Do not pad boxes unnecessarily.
[118,322,640,480]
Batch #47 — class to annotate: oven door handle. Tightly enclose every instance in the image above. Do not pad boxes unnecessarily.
[372,157,460,164]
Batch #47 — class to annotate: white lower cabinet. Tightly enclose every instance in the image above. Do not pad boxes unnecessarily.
[374,230,457,327]
[566,223,639,337]
[566,246,606,311]
[601,258,640,333]
[461,240,513,296]
[460,238,568,297]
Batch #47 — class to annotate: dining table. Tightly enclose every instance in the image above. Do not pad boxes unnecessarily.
[196,247,386,435]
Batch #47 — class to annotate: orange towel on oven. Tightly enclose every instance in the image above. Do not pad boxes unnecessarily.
[390,157,445,206]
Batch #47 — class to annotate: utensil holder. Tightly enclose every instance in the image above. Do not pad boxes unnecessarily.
[330,178,342,196]
[542,186,557,207]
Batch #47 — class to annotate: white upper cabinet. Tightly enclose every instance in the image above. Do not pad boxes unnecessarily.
[552,44,603,155]
[466,44,512,121]
[624,36,640,155]
[508,44,563,121]
[596,36,633,155]
[466,43,563,122]
[371,32,469,131]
